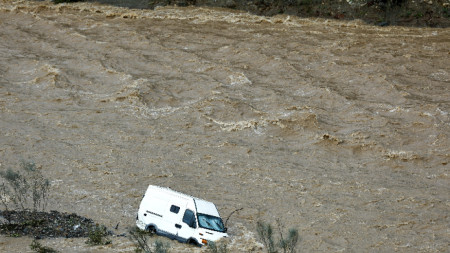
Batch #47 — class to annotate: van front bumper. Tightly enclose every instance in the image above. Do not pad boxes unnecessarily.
[136,219,146,230]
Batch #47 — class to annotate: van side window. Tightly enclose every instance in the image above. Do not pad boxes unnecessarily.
[182,209,196,228]
[170,205,180,214]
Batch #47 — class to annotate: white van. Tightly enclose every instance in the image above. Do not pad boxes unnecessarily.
[136,185,228,246]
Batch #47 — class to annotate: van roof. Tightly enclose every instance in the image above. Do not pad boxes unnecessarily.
[195,198,220,217]
[147,185,220,217]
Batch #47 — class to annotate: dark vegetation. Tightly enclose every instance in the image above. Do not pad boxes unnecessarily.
[257,220,299,253]
[128,226,170,253]
[85,224,113,245]
[0,161,49,212]
[30,239,59,253]
[52,0,450,27]
[0,210,107,239]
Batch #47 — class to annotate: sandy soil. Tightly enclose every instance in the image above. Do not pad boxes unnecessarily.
[0,0,449,252]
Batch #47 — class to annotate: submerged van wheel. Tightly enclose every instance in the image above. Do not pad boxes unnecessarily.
[146,226,156,234]
[187,239,200,247]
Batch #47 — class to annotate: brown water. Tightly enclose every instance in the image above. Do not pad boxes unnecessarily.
[0,0,449,252]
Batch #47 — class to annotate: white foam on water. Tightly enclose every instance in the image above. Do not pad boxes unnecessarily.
[436,108,448,116]
[228,72,252,86]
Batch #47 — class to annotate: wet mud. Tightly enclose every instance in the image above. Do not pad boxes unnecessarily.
[0,0,449,252]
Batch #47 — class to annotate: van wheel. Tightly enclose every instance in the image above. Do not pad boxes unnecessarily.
[146,226,156,235]
[187,239,200,247]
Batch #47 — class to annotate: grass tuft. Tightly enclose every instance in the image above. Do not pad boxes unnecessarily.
[30,239,59,253]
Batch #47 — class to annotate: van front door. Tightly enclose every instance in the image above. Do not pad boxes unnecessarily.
[177,208,197,243]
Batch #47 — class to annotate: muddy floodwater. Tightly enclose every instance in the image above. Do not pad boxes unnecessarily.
[0,0,449,252]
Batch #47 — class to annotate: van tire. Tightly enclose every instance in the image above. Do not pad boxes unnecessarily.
[187,238,200,247]
[146,225,156,234]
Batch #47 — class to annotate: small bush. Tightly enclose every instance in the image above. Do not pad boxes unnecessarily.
[257,219,299,253]
[30,239,59,253]
[0,168,28,210]
[85,224,111,245]
[24,162,50,211]
[278,227,299,253]
[257,221,277,253]
[128,226,170,253]
[0,161,50,212]
[153,240,170,253]
[129,226,153,253]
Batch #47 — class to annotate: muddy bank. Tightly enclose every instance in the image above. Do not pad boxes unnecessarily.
[79,0,450,27]
[0,0,449,252]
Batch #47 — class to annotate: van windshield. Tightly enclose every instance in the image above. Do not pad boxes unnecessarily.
[197,213,226,233]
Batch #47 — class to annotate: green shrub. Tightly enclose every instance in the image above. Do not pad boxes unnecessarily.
[0,168,28,210]
[0,161,50,211]
[24,161,50,211]
[30,239,59,253]
[128,226,170,253]
[444,7,450,18]
[257,221,277,253]
[129,226,153,253]
[153,240,170,253]
[257,220,299,253]
[85,224,112,245]
[278,228,299,253]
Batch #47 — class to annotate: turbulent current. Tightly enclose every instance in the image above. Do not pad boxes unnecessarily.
[0,0,449,252]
